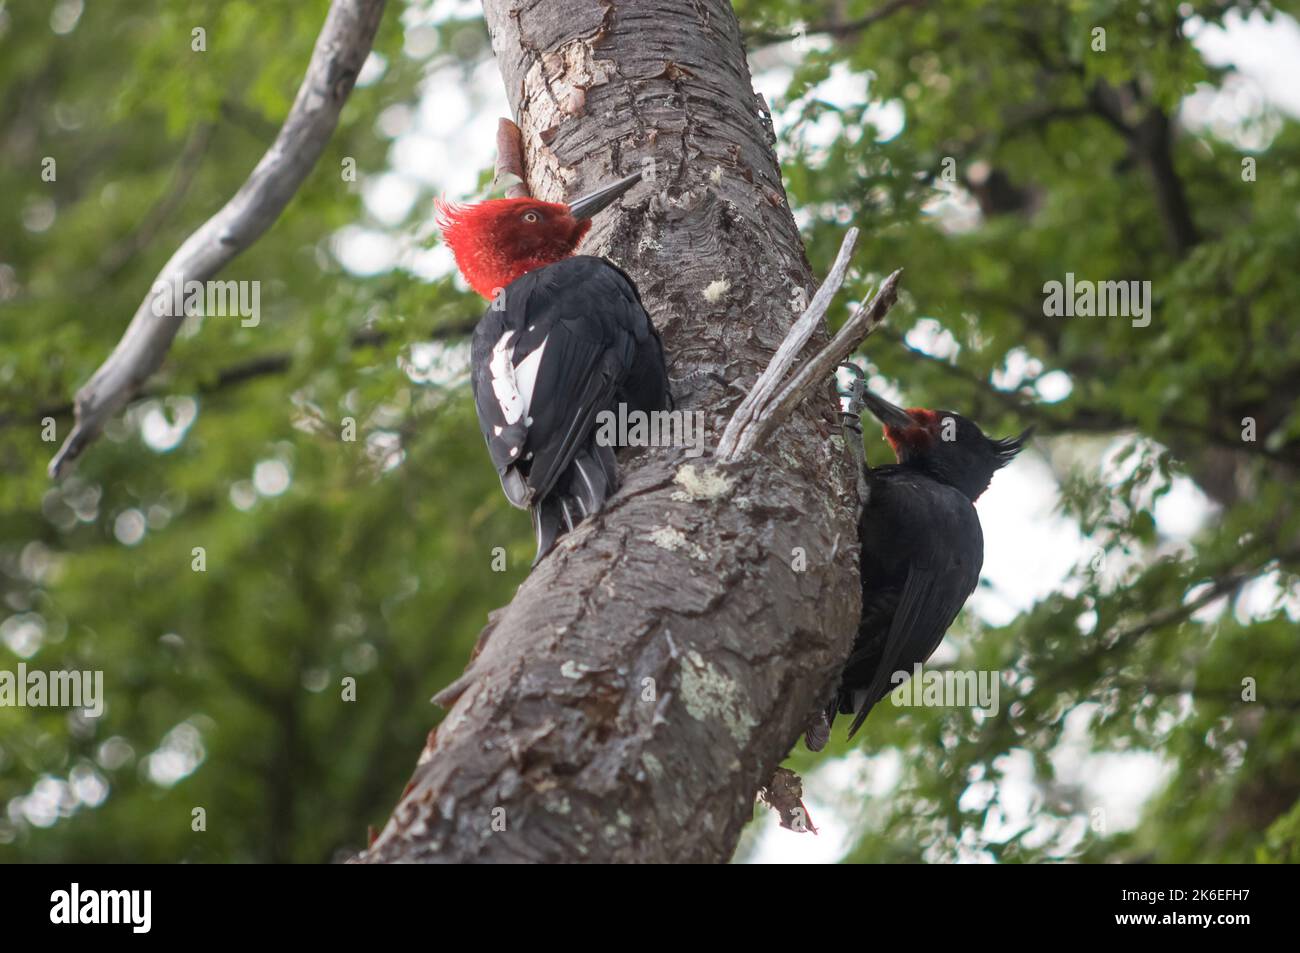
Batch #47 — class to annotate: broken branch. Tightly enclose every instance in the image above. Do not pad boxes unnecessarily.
[717,223,901,462]
[716,227,859,460]
[492,117,531,198]
[736,269,902,457]
[758,766,819,834]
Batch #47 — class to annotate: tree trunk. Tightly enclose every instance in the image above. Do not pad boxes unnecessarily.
[357,0,861,864]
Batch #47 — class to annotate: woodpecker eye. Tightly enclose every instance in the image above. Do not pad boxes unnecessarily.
[522,211,541,224]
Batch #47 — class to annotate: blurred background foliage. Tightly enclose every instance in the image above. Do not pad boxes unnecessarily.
[1,0,1297,863]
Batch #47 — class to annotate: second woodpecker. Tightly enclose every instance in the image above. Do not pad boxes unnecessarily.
[806,374,1031,750]
[439,172,670,563]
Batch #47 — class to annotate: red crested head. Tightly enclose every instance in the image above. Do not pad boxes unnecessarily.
[879,406,943,458]
[435,171,643,300]
[859,388,1031,500]
[436,197,589,299]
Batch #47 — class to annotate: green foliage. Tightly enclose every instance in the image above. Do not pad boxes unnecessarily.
[734,0,1300,862]
[0,0,516,862]
[1,0,1298,863]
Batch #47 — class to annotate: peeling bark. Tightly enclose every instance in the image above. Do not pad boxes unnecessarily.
[357,0,862,864]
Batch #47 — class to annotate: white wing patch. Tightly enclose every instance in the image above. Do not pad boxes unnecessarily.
[489,331,524,425]
[489,330,548,428]
[514,339,547,419]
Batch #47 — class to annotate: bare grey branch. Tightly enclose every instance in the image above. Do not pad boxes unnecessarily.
[48,0,387,478]
[715,227,859,460]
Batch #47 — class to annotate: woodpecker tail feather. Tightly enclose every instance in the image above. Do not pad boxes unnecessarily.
[845,688,878,740]
[531,500,563,565]
[529,442,620,565]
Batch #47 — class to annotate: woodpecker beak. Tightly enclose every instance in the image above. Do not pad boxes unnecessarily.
[861,389,915,431]
[568,171,642,221]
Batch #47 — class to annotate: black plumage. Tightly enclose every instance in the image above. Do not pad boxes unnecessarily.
[470,255,670,562]
[806,396,1029,750]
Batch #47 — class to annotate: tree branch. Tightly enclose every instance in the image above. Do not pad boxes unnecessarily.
[721,268,902,461]
[716,227,860,459]
[48,0,388,478]
[492,117,530,198]
[7,318,478,431]
[746,0,927,48]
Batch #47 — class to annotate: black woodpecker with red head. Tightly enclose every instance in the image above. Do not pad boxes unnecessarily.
[805,370,1031,750]
[438,172,670,564]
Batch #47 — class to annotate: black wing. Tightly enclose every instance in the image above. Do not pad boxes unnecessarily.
[469,256,667,537]
[845,468,984,737]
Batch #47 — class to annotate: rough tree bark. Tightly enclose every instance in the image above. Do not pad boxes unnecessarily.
[358,0,866,863]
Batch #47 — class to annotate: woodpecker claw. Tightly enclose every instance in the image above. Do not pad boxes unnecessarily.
[837,362,868,419]
[837,363,870,505]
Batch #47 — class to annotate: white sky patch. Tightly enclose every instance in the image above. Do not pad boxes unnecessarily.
[404,0,484,28]
[376,102,413,139]
[1051,704,1175,833]
[144,721,206,788]
[1152,476,1213,540]
[49,0,83,36]
[403,241,456,282]
[904,317,960,361]
[992,347,1043,390]
[1,613,45,659]
[748,796,854,864]
[366,430,406,472]
[363,172,421,227]
[922,180,982,234]
[1097,438,1218,549]
[401,339,471,387]
[253,459,291,497]
[15,776,74,828]
[1188,10,1300,118]
[1235,570,1300,624]
[752,61,906,162]
[113,509,146,546]
[22,198,56,233]
[389,133,454,189]
[229,480,257,512]
[97,737,134,771]
[970,449,1084,625]
[418,69,474,136]
[1179,11,1300,149]
[1034,370,1072,403]
[748,60,792,117]
[138,396,197,453]
[357,50,388,87]
[983,748,1037,844]
[1181,76,1282,150]
[1098,435,1172,499]
[69,762,108,808]
[332,226,400,276]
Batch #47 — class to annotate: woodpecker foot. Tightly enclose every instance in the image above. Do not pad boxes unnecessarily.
[838,363,870,504]
[837,361,867,420]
